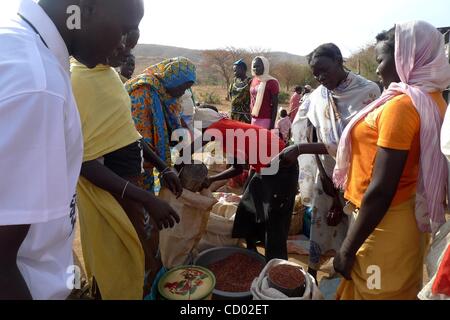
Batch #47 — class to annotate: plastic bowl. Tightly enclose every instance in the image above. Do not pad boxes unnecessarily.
[158,265,216,300]
[194,246,266,300]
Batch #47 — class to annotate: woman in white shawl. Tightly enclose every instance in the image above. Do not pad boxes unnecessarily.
[278,43,381,279]
[250,56,280,129]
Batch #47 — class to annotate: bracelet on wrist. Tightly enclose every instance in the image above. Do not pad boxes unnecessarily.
[121,181,130,199]
[159,167,175,179]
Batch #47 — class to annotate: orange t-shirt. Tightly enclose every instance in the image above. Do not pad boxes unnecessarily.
[345,92,447,208]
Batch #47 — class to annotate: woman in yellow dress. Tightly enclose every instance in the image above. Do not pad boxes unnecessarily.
[71,39,181,299]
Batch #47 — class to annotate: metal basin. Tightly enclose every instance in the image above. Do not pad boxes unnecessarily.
[194,246,266,300]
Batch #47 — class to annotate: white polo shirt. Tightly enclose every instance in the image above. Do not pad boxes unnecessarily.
[0,0,83,299]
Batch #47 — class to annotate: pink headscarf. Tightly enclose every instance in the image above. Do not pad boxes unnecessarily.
[333,21,450,233]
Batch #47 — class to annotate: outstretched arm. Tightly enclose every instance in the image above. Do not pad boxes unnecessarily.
[202,164,244,189]
[278,143,330,167]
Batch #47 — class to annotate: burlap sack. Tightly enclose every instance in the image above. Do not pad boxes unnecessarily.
[418,220,450,300]
[197,194,241,252]
[158,188,217,269]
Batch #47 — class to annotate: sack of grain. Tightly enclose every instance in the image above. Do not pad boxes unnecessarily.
[197,193,242,251]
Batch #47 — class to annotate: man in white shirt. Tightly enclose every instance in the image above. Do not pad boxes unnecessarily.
[0,0,144,300]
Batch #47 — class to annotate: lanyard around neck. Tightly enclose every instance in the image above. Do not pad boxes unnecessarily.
[17,13,49,48]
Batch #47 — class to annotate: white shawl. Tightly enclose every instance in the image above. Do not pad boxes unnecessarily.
[251,56,279,117]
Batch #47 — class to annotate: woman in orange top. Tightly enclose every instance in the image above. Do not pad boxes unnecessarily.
[332,21,450,300]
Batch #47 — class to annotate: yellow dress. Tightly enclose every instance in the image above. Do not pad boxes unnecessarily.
[337,198,427,300]
[71,60,145,299]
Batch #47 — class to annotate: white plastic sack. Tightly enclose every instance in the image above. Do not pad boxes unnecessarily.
[251,259,324,300]
[197,193,241,252]
[418,220,450,300]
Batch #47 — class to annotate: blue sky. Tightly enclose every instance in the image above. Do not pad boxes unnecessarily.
[2,0,448,57]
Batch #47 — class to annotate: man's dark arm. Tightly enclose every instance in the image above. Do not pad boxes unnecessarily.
[141,140,168,173]
[209,164,244,183]
[0,225,32,299]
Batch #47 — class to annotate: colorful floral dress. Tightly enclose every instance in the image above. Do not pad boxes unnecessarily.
[126,57,196,192]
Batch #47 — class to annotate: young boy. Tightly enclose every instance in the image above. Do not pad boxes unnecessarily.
[276,109,292,145]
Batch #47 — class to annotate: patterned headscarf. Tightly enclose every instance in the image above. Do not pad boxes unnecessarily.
[145,57,196,89]
[125,57,197,191]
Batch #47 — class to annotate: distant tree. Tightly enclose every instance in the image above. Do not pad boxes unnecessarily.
[272,63,317,92]
[202,49,234,90]
[298,65,319,88]
[346,45,378,82]
[272,62,299,91]
[225,46,253,67]
[202,47,272,96]
[248,47,271,58]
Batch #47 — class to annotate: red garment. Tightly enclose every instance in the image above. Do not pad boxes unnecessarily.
[289,92,302,122]
[228,170,249,188]
[250,78,280,119]
[432,245,450,296]
[206,119,285,172]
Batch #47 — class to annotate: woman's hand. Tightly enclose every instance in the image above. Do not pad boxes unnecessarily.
[142,196,180,230]
[278,145,300,167]
[160,168,183,198]
[333,249,356,280]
